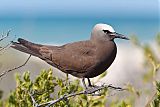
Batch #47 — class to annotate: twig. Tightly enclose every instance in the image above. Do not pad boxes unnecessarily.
[0,41,12,51]
[145,92,157,107]
[0,30,16,54]
[0,55,31,79]
[36,84,125,107]
[28,91,38,107]
[107,84,126,91]
[0,30,11,42]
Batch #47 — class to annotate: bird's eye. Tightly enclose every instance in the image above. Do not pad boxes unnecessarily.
[102,30,111,34]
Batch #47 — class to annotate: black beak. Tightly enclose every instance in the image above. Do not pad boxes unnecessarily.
[114,32,129,40]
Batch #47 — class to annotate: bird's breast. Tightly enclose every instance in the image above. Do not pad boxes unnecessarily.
[96,41,117,61]
[85,41,117,78]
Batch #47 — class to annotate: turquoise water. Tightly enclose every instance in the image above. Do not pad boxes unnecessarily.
[0,18,159,44]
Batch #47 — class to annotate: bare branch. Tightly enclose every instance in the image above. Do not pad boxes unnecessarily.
[0,30,11,42]
[0,30,16,53]
[0,55,31,79]
[145,92,157,107]
[0,41,12,51]
[28,91,39,107]
[35,84,126,107]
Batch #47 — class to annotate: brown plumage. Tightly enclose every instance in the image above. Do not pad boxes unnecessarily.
[11,23,129,88]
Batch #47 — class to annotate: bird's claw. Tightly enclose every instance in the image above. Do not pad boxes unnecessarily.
[84,85,103,96]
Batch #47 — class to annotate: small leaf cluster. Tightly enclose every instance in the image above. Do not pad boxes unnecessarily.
[150,82,160,107]
[0,69,109,107]
[130,33,160,106]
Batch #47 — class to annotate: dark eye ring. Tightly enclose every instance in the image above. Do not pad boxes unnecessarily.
[102,30,111,34]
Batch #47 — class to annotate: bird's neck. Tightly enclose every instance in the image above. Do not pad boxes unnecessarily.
[91,39,117,60]
[90,36,114,45]
[90,34,111,42]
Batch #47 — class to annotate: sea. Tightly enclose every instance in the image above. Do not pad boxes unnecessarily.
[0,17,159,45]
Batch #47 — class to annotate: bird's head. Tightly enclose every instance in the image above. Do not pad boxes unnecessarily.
[91,23,129,41]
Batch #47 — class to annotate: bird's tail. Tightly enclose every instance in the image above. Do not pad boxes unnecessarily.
[12,38,55,65]
[11,38,42,56]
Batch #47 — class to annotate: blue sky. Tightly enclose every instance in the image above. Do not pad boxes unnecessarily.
[0,0,159,19]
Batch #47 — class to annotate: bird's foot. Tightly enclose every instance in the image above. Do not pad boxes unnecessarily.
[84,85,104,96]
[88,84,101,88]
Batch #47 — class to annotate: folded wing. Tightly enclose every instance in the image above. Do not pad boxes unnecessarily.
[12,38,97,77]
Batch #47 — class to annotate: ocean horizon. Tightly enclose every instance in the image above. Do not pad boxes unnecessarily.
[0,17,159,44]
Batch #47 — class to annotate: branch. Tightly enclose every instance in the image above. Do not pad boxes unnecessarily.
[0,41,12,52]
[35,84,126,107]
[0,30,11,42]
[0,30,16,53]
[0,55,31,79]
[28,91,38,107]
[145,92,157,107]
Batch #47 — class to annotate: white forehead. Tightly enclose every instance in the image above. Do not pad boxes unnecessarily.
[93,23,115,32]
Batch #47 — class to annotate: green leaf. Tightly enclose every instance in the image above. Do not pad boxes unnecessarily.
[23,71,30,82]
[99,71,107,79]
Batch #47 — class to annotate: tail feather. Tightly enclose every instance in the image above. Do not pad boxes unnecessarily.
[11,38,42,54]
[17,38,42,52]
[11,38,42,56]
[11,41,55,66]
[11,38,61,66]
[11,42,39,56]
[18,38,30,45]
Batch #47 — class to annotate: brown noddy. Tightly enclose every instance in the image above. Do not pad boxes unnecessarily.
[11,23,129,89]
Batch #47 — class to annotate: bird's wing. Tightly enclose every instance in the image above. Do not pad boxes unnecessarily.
[12,38,97,76]
[37,41,97,76]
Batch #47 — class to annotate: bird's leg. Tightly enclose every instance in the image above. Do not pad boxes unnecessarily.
[82,78,94,88]
[65,73,70,86]
[87,78,101,89]
[82,78,88,89]
[87,78,92,87]
[82,78,102,96]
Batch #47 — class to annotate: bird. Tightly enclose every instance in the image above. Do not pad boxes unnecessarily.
[11,23,129,89]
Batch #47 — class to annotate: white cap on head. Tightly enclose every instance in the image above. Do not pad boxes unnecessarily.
[91,23,129,41]
[93,23,115,32]
[91,23,115,41]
